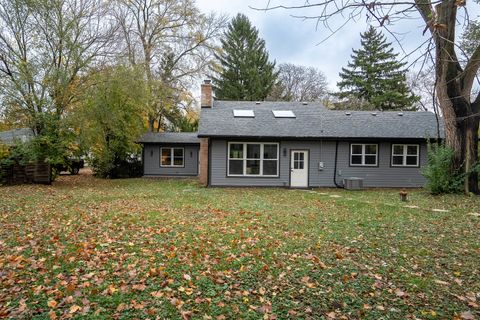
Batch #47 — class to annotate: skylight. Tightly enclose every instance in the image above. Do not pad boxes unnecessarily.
[272,110,296,118]
[233,109,254,118]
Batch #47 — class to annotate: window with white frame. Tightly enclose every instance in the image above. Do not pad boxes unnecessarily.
[228,142,279,176]
[391,144,419,167]
[160,147,184,167]
[350,144,378,166]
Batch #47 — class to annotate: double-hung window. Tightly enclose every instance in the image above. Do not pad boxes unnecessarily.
[228,142,279,176]
[160,147,184,167]
[350,144,378,166]
[391,144,419,167]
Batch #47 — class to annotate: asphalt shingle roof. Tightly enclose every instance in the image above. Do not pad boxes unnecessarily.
[198,101,443,139]
[137,132,200,144]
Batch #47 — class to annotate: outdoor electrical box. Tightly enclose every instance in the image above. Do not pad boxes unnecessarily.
[318,162,324,170]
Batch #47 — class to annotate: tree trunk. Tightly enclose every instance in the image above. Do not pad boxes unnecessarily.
[148,117,155,132]
[463,116,479,194]
[433,0,479,195]
[437,74,479,195]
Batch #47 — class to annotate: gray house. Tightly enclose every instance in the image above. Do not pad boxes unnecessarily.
[139,81,442,188]
[0,128,34,145]
[138,132,200,177]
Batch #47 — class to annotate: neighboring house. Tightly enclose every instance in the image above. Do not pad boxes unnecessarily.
[138,81,443,188]
[138,132,200,177]
[0,128,34,145]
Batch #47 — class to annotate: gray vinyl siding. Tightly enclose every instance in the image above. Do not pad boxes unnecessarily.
[334,141,427,188]
[209,139,427,188]
[143,144,199,176]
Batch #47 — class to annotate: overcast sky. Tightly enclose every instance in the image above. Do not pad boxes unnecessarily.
[195,0,477,92]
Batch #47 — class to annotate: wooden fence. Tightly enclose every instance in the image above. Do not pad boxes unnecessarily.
[1,161,52,185]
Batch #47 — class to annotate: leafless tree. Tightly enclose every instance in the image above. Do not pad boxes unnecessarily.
[114,0,227,131]
[257,0,480,194]
[268,63,328,102]
[0,0,115,134]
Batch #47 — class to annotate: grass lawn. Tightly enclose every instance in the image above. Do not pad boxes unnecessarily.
[1,171,479,319]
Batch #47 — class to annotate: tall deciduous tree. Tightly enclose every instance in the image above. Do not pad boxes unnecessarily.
[213,13,277,101]
[0,0,113,134]
[260,1,480,194]
[80,66,147,178]
[115,0,226,132]
[337,26,418,111]
[268,63,328,102]
[0,0,113,165]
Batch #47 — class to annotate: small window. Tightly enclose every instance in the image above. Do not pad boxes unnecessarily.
[293,152,304,169]
[392,144,419,167]
[272,110,296,118]
[233,110,254,118]
[350,144,378,166]
[160,147,184,167]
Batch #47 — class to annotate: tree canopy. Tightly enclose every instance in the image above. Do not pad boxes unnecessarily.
[213,14,277,101]
[337,26,419,111]
[259,0,480,193]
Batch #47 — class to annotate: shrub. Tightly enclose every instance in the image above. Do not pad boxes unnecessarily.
[0,143,10,184]
[0,142,9,161]
[422,144,464,194]
[90,153,142,179]
[80,66,146,179]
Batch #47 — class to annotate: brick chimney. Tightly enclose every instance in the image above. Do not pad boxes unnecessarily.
[201,80,213,108]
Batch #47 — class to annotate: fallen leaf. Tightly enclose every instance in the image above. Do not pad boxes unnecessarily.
[326,311,336,319]
[434,279,450,286]
[116,303,128,312]
[460,311,475,320]
[48,310,57,320]
[132,283,146,291]
[47,300,58,309]
[395,289,406,297]
[69,305,81,314]
[150,291,163,298]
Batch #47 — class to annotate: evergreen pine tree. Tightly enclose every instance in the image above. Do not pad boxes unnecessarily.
[337,26,418,111]
[213,14,277,101]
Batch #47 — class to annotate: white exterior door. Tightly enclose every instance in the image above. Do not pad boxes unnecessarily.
[290,150,309,188]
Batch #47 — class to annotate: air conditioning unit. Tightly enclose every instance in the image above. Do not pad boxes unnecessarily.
[343,177,364,190]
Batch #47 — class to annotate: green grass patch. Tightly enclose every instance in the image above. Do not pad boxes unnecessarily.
[0,173,479,319]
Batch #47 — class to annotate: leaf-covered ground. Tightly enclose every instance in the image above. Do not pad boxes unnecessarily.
[1,171,479,319]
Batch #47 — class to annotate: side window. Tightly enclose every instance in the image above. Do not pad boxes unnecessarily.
[392,144,419,167]
[350,144,378,166]
[160,148,184,167]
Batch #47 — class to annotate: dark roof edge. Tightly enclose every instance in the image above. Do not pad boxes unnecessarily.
[197,134,443,141]
[136,140,200,144]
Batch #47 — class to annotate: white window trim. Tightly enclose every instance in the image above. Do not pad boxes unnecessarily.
[350,144,378,166]
[227,142,279,177]
[160,147,184,167]
[391,144,419,167]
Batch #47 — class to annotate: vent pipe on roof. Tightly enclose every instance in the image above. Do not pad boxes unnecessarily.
[255,101,261,105]
[371,112,377,116]
[302,102,308,105]
[398,112,404,116]
[345,112,351,116]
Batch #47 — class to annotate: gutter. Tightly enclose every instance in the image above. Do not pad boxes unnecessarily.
[196,134,437,142]
[333,140,343,188]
